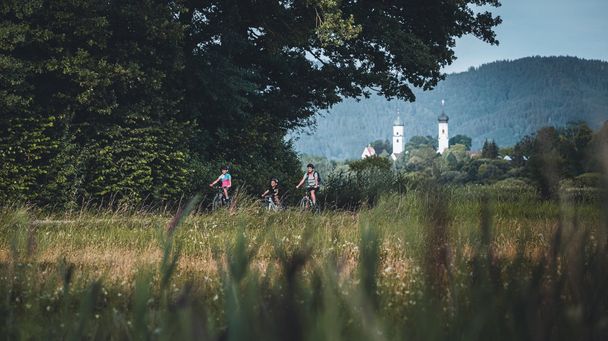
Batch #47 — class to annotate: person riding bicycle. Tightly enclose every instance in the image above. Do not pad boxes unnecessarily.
[209,165,232,201]
[296,163,319,206]
[261,177,281,207]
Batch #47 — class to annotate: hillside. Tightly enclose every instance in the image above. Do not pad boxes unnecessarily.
[291,56,608,159]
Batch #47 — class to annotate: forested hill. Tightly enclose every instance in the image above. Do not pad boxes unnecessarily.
[292,56,608,160]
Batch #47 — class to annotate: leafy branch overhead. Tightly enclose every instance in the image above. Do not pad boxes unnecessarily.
[310,0,362,47]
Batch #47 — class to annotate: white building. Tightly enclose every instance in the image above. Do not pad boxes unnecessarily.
[437,100,449,154]
[361,144,376,159]
[391,116,405,161]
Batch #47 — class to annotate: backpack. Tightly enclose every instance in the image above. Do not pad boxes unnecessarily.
[314,171,323,186]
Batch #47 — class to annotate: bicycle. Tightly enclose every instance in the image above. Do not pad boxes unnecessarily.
[298,188,319,213]
[262,195,281,212]
[211,186,230,211]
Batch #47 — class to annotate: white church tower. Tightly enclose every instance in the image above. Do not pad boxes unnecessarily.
[391,115,405,161]
[437,100,449,154]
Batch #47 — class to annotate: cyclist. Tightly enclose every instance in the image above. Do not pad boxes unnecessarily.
[209,165,232,201]
[296,163,319,206]
[261,177,281,208]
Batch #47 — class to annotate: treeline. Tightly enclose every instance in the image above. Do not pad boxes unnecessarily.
[306,122,608,208]
[0,1,501,207]
[294,56,608,159]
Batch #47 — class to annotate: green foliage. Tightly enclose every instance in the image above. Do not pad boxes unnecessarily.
[406,135,437,150]
[82,121,194,204]
[445,144,468,162]
[558,172,604,202]
[0,0,502,207]
[348,155,392,173]
[299,153,344,175]
[405,145,438,171]
[312,0,363,47]
[0,0,193,205]
[515,123,597,198]
[321,165,405,209]
[232,138,303,198]
[304,123,606,203]
[558,121,594,176]
[587,121,608,171]
[481,139,499,159]
[477,162,503,181]
[449,135,472,150]
[369,139,392,155]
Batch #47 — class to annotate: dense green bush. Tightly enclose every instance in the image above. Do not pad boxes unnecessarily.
[559,173,605,202]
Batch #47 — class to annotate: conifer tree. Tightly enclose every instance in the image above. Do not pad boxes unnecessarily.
[482,140,499,159]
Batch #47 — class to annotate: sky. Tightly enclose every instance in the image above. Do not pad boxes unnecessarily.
[443,0,608,73]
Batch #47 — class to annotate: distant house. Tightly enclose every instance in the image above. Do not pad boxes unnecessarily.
[467,151,482,158]
[503,155,513,161]
[361,144,376,159]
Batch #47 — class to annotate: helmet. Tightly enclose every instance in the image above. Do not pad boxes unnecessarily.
[306,163,315,169]
[220,165,228,171]
[271,177,279,184]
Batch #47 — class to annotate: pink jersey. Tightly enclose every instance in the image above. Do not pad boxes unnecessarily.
[220,173,232,187]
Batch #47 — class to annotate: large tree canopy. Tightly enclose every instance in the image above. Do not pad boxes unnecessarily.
[0,0,501,205]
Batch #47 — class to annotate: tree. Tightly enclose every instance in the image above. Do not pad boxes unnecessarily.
[406,145,438,171]
[525,127,563,198]
[513,135,535,167]
[445,144,469,163]
[348,156,392,173]
[587,121,608,173]
[512,124,597,198]
[178,0,501,173]
[405,136,437,151]
[449,135,472,151]
[370,139,392,155]
[445,152,459,170]
[0,1,193,204]
[482,139,499,159]
[557,122,593,177]
[0,0,503,205]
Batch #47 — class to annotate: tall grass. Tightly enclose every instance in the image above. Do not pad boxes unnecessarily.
[0,184,607,340]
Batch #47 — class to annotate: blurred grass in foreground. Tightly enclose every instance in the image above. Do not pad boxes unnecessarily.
[0,184,607,340]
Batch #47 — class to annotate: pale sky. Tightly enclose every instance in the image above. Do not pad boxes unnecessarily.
[443,0,608,73]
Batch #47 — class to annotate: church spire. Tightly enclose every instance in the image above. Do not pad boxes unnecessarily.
[438,99,449,123]
[437,100,449,154]
[391,106,405,160]
[393,107,403,126]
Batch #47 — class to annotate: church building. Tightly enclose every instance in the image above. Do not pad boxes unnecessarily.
[360,100,453,160]
[361,144,376,159]
[391,116,404,161]
[437,100,449,154]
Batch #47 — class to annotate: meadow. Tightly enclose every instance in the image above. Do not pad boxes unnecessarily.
[1,185,607,340]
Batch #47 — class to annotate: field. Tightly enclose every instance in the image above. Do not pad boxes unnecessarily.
[1,186,607,340]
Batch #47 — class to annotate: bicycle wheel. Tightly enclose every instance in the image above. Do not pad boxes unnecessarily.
[261,197,270,211]
[211,193,223,211]
[299,197,310,211]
